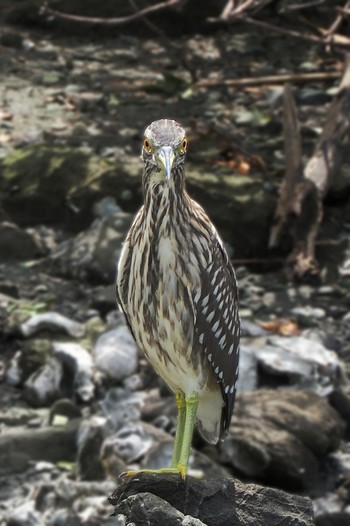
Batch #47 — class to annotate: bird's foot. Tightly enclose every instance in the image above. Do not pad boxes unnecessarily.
[119,464,187,480]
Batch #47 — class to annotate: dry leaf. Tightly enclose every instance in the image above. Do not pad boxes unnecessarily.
[259,319,301,336]
[0,109,13,121]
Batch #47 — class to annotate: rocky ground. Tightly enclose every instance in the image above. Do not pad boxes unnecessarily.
[1,3,350,526]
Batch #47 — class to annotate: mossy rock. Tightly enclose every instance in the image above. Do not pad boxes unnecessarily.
[186,169,276,258]
[0,145,276,257]
[0,146,131,231]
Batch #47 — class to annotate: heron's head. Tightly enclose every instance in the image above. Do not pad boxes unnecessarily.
[142,119,187,182]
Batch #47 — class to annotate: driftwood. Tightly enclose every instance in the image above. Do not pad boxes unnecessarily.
[269,56,350,280]
[110,473,315,526]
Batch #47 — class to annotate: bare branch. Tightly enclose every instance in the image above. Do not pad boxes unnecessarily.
[336,6,350,16]
[281,0,326,11]
[241,16,350,48]
[197,70,341,88]
[41,0,183,26]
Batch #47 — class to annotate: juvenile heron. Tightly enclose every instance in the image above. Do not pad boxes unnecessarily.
[116,119,240,478]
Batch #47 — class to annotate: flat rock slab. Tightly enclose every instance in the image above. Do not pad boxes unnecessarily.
[110,473,315,526]
[0,419,80,476]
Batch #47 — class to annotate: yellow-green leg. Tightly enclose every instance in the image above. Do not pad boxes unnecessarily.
[119,392,198,480]
[171,391,186,468]
[177,394,198,477]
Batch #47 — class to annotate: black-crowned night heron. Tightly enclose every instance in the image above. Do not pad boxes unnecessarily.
[116,119,240,478]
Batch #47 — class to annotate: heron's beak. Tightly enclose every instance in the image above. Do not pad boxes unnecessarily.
[157,146,175,180]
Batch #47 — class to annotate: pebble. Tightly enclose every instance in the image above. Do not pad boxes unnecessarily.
[52,342,94,402]
[24,357,63,406]
[291,306,326,326]
[20,312,85,339]
[262,292,276,308]
[101,423,154,464]
[241,319,268,337]
[93,326,139,381]
[6,500,41,526]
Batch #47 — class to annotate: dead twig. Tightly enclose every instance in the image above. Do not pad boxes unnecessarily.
[196,70,341,88]
[280,0,326,11]
[240,16,350,48]
[219,0,260,18]
[40,0,183,26]
[336,6,350,16]
[324,0,350,39]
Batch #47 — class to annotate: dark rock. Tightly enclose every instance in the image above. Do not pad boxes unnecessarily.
[0,221,41,263]
[24,356,63,406]
[49,211,133,283]
[77,417,106,481]
[110,473,315,526]
[315,513,350,526]
[0,281,19,298]
[329,387,350,425]
[0,419,80,476]
[116,492,205,525]
[49,398,82,425]
[219,390,345,490]
[0,30,24,49]
[89,284,117,315]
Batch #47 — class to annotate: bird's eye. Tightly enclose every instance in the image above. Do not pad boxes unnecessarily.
[180,138,188,153]
[144,139,152,152]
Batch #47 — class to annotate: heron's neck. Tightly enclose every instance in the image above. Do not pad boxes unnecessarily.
[142,166,189,232]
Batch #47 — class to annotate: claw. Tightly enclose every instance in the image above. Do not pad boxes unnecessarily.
[118,470,138,480]
[177,463,187,480]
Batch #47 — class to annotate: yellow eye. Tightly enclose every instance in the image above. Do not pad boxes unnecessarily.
[181,138,188,153]
[144,138,152,152]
